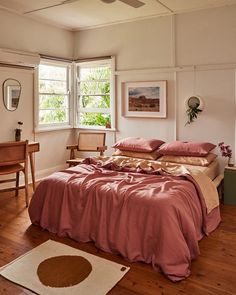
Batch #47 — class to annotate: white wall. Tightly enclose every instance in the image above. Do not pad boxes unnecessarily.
[0,67,34,142]
[74,5,236,167]
[0,4,236,179]
[0,10,74,180]
[176,6,236,65]
[0,9,73,58]
[74,15,174,69]
[75,15,176,152]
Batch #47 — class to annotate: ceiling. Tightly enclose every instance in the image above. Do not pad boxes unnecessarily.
[0,0,236,31]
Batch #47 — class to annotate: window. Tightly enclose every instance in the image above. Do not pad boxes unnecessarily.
[76,58,115,129]
[37,61,71,129]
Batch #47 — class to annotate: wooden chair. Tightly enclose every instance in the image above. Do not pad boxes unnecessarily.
[66,132,107,167]
[0,140,29,207]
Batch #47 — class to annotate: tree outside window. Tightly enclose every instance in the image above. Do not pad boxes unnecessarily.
[38,63,70,125]
[77,59,113,128]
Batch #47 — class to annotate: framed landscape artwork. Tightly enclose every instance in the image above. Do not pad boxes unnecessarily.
[122,80,167,118]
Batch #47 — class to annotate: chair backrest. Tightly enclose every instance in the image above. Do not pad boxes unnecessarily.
[0,140,28,166]
[78,132,106,151]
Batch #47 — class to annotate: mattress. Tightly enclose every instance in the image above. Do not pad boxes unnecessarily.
[180,159,220,180]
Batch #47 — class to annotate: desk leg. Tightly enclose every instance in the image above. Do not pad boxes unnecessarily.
[29,153,36,192]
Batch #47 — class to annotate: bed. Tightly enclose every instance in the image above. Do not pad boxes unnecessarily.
[28,155,221,282]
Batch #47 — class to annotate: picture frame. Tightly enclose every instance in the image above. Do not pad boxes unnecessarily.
[122,80,167,118]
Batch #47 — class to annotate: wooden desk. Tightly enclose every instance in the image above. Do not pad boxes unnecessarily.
[29,142,40,191]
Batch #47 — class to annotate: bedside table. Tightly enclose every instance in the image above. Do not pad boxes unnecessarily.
[224,166,236,205]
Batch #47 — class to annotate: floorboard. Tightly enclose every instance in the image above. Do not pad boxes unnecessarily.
[0,188,235,295]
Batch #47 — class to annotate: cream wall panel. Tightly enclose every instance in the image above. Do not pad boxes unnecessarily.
[176,5,236,65]
[0,9,73,58]
[177,69,235,170]
[74,5,236,168]
[74,16,175,151]
[0,67,34,142]
[35,130,74,172]
[0,9,74,180]
[74,16,173,70]
[1,4,236,176]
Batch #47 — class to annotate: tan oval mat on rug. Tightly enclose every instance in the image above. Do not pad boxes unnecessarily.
[0,240,130,295]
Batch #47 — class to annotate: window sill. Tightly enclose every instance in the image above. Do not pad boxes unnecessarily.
[76,126,117,132]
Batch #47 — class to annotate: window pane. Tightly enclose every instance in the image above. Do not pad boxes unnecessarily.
[79,81,109,95]
[39,80,67,94]
[79,113,111,127]
[79,66,110,81]
[39,109,68,124]
[39,95,68,109]
[76,59,113,129]
[79,95,110,108]
[39,64,67,80]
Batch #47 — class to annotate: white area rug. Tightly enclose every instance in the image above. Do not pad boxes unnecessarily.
[0,240,130,295]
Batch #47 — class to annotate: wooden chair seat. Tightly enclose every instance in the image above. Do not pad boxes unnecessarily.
[0,140,29,207]
[0,164,24,174]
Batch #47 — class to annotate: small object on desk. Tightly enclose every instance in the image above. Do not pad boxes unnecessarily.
[224,166,236,205]
[15,121,23,141]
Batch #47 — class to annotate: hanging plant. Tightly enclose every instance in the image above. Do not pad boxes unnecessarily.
[185,104,202,125]
[185,96,204,125]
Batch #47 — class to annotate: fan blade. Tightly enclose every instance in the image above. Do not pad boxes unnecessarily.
[24,0,79,14]
[119,0,145,8]
[101,0,116,3]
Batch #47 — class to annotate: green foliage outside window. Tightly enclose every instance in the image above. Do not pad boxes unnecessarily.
[78,66,111,127]
[38,64,69,125]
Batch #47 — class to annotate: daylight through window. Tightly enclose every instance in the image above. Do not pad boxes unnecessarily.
[38,62,71,126]
[76,58,114,129]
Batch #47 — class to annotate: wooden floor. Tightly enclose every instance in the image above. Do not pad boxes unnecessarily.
[0,188,236,295]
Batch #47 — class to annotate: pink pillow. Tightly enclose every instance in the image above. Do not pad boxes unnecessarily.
[158,141,216,156]
[112,137,165,152]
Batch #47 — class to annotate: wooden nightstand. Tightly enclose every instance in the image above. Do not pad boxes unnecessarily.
[224,166,236,205]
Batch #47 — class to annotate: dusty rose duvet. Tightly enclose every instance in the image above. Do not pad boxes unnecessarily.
[29,158,221,281]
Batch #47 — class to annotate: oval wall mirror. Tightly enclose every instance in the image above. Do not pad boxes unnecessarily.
[2,78,21,111]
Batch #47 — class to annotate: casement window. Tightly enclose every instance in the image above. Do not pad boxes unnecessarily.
[37,60,72,130]
[76,57,115,129]
[36,57,115,131]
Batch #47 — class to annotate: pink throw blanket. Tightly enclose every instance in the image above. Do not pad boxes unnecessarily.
[29,163,221,281]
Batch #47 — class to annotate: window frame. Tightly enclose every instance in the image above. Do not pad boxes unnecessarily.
[35,59,73,132]
[75,57,116,131]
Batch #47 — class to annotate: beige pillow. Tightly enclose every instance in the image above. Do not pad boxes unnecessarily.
[159,153,217,166]
[112,149,161,160]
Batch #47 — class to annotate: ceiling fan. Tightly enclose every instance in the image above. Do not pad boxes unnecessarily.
[24,0,145,14]
[101,0,145,8]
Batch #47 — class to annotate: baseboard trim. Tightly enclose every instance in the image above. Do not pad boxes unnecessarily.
[35,164,67,182]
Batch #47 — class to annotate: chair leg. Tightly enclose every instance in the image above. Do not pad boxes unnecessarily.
[15,172,20,197]
[24,171,29,207]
